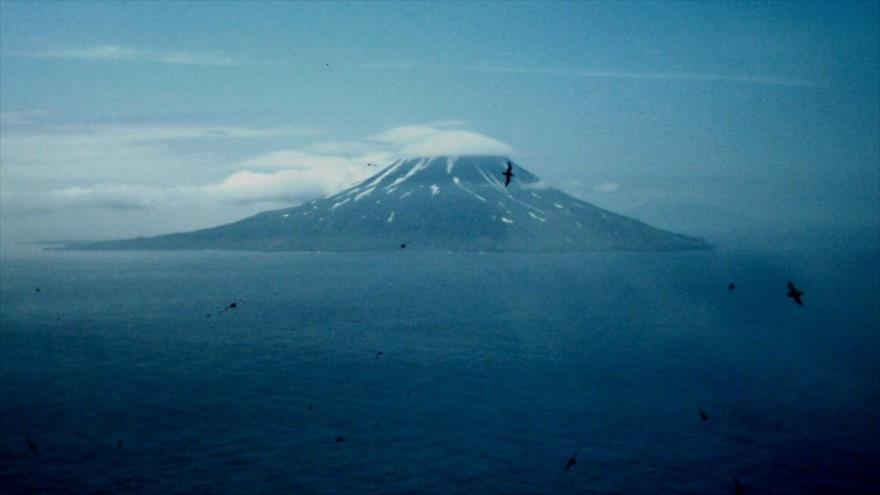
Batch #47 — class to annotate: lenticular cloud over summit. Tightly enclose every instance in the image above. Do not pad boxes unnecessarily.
[370,126,515,157]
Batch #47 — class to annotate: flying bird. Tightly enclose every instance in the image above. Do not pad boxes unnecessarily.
[502,161,514,187]
[786,282,804,306]
[35,287,41,293]
[25,437,38,456]
[563,452,577,472]
[116,439,124,448]
[734,478,746,494]
[217,301,237,316]
[375,351,384,359]
[699,408,709,422]
[728,283,736,290]
[335,435,346,443]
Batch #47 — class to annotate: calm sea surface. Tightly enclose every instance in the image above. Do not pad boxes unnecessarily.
[1,247,878,494]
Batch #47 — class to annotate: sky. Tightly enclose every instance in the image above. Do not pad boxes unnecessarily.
[1,1,878,246]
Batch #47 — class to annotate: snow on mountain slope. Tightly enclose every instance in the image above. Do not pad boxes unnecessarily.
[68,156,710,252]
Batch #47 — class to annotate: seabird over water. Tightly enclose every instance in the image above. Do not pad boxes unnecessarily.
[787,282,804,306]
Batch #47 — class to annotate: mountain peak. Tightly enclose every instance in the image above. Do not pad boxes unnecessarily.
[348,155,541,193]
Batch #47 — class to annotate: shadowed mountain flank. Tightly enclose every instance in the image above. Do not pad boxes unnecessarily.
[65,156,710,252]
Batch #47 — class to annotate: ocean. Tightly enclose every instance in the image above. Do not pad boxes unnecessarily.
[1,246,878,494]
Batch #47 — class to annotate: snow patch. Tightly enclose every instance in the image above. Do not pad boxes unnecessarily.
[528,211,547,222]
[430,184,440,196]
[384,158,428,190]
[476,165,506,193]
[501,217,514,224]
[387,211,395,223]
[364,159,403,188]
[452,176,487,203]
[354,187,376,201]
[554,203,564,209]
[282,213,289,218]
[530,192,541,199]
[330,198,351,210]
[399,191,412,199]
[446,156,457,174]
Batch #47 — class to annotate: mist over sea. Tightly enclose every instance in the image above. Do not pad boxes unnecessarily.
[1,244,878,494]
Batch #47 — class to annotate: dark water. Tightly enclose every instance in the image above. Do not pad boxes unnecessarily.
[1,248,878,494]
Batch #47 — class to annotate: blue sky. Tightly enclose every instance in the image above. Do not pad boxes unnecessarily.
[1,1,877,245]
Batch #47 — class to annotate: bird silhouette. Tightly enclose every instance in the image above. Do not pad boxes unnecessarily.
[728,283,736,290]
[502,161,514,187]
[375,351,384,359]
[334,435,346,443]
[563,452,577,472]
[217,301,237,316]
[25,437,38,456]
[116,439,124,448]
[699,408,709,422]
[734,478,746,494]
[786,282,804,306]
[307,404,314,412]
[35,287,41,293]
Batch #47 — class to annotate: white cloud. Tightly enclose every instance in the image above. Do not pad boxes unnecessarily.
[41,45,138,61]
[206,169,341,204]
[48,184,168,210]
[370,125,440,145]
[12,45,239,67]
[0,123,317,184]
[370,125,514,156]
[369,62,823,88]
[398,130,513,156]
[37,165,363,211]
[2,120,515,217]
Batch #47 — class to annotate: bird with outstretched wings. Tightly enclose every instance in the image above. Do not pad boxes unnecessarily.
[502,161,514,187]
[787,282,803,306]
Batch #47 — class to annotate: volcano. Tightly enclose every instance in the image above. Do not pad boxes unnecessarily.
[67,156,710,252]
